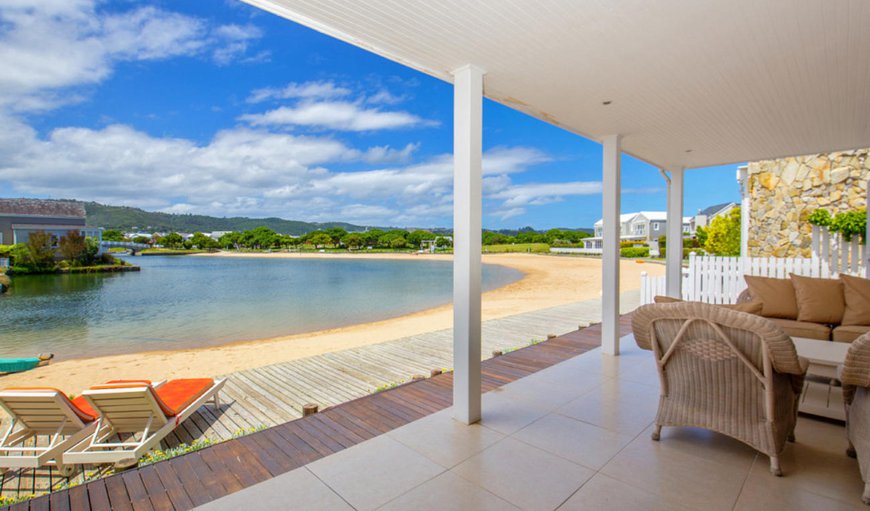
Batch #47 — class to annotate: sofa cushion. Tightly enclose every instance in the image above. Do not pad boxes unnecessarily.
[833,325,870,343]
[767,318,831,341]
[840,274,870,326]
[744,275,799,319]
[652,295,763,314]
[790,274,845,325]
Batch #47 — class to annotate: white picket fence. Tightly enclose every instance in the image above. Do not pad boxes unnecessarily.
[640,253,865,305]
[812,225,866,276]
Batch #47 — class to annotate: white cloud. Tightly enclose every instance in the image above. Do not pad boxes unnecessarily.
[240,101,436,131]
[247,81,352,103]
[0,111,574,225]
[212,25,268,66]
[0,1,265,113]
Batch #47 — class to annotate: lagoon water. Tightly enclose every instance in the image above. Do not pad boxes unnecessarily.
[0,255,522,360]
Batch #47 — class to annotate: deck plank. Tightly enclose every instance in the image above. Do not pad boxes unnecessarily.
[1,298,634,509]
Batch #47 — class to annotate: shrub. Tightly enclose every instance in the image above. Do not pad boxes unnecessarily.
[59,230,87,265]
[830,209,866,243]
[807,208,833,227]
[620,246,649,258]
[704,208,741,256]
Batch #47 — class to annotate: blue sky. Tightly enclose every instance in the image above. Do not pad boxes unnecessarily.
[0,0,740,229]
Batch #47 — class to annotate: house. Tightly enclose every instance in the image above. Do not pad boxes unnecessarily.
[691,201,738,231]
[0,199,101,247]
[582,211,691,253]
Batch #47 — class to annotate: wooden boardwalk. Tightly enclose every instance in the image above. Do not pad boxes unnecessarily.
[0,294,638,506]
[1,313,632,510]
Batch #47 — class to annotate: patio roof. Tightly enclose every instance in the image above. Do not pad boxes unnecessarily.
[244,0,870,170]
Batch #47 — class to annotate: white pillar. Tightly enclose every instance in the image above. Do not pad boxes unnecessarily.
[737,166,750,258]
[601,135,622,355]
[452,64,484,425]
[665,167,684,298]
[866,179,870,279]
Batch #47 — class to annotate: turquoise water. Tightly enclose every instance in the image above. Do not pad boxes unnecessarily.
[0,256,522,360]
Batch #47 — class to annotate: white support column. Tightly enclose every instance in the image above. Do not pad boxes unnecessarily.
[452,64,484,425]
[866,180,870,279]
[737,166,750,258]
[601,135,622,356]
[665,167,684,298]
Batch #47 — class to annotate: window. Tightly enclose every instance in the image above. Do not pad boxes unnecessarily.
[653,222,659,231]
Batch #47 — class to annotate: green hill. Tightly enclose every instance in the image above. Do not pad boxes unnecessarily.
[83,202,368,235]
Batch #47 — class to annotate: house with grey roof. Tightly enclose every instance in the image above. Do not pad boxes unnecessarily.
[690,201,738,231]
[0,199,101,247]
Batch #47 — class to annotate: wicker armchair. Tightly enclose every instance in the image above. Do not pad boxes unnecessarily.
[632,302,807,476]
[841,331,870,504]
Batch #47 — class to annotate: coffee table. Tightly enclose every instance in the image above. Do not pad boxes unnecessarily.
[792,337,850,421]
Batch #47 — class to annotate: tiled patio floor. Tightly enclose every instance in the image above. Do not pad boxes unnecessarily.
[199,336,866,511]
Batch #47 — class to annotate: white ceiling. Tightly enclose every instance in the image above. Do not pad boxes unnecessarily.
[244,0,870,170]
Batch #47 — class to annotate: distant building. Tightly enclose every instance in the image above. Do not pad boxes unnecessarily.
[581,205,734,255]
[206,231,233,240]
[690,202,738,231]
[583,212,691,254]
[0,199,101,246]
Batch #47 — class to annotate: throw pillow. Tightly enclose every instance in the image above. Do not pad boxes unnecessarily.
[744,275,799,319]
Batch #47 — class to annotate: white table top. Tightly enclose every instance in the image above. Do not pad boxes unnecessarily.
[792,337,850,367]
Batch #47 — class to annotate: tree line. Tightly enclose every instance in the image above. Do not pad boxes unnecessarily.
[105,226,591,251]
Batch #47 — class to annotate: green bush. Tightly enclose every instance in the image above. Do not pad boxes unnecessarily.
[807,208,833,227]
[830,209,866,243]
[620,247,649,258]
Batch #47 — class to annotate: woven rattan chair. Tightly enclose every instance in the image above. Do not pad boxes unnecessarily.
[841,331,870,504]
[632,302,807,476]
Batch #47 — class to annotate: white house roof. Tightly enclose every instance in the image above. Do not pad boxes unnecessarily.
[593,213,638,227]
[245,0,870,170]
[635,211,667,222]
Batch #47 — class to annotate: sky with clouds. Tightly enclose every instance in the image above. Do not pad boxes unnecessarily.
[0,0,741,229]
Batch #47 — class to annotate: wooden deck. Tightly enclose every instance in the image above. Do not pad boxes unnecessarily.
[1,313,632,510]
[0,294,636,501]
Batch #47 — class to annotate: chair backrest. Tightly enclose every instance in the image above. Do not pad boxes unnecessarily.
[842,332,870,404]
[82,385,170,433]
[632,302,803,382]
[0,389,92,434]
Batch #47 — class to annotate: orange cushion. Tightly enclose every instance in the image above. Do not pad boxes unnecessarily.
[154,379,214,417]
[4,387,95,422]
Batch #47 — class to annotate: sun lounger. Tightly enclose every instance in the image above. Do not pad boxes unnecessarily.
[0,388,97,475]
[63,378,225,468]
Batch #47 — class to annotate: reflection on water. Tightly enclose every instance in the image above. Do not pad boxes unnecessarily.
[0,256,522,360]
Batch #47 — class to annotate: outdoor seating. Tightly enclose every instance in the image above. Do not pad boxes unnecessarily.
[63,378,225,468]
[0,388,98,476]
[738,274,870,342]
[841,331,870,504]
[632,301,807,476]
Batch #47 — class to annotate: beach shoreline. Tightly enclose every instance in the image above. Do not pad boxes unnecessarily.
[0,252,663,392]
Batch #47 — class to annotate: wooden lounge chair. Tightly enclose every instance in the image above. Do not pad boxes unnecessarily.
[841,331,870,504]
[63,378,225,468]
[632,302,808,476]
[0,388,97,476]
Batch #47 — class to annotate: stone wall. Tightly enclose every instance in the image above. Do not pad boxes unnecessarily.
[747,148,869,257]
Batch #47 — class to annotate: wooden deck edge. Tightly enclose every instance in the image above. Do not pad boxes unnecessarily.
[5,314,633,511]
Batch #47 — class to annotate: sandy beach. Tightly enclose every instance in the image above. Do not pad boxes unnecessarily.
[0,253,663,392]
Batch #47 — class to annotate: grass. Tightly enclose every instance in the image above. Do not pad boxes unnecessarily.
[502,338,545,355]
[482,243,550,254]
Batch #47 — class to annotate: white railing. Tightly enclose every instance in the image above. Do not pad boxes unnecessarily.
[811,225,865,276]
[640,252,864,305]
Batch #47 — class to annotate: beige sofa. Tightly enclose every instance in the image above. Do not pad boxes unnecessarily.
[737,274,870,343]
